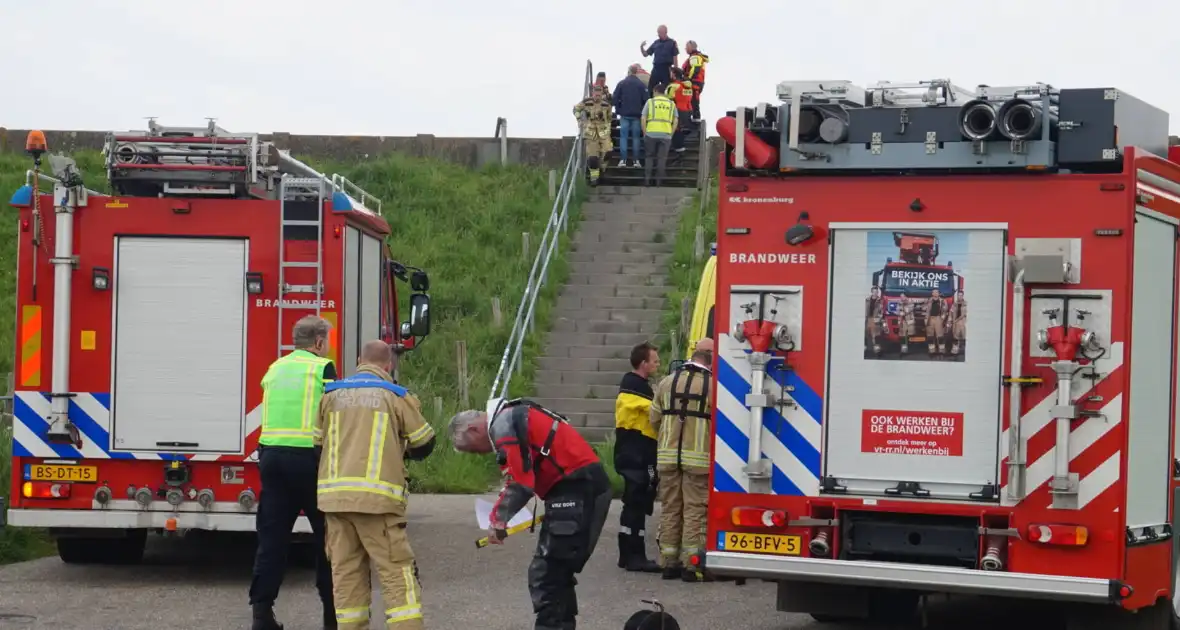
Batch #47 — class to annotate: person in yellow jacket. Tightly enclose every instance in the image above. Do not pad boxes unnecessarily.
[250,315,338,630]
[316,340,437,629]
[681,41,709,122]
[613,342,663,573]
[574,85,614,186]
[649,338,714,582]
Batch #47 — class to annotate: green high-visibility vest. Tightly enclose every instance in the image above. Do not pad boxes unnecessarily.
[645,96,676,135]
[259,349,333,448]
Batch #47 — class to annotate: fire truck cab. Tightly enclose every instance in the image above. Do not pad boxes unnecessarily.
[6,121,431,564]
[708,79,1180,628]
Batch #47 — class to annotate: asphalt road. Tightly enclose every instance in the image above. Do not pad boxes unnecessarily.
[0,494,1078,630]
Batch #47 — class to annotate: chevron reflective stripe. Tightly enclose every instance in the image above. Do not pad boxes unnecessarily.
[12,392,264,461]
[1000,341,1125,509]
[712,333,823,495]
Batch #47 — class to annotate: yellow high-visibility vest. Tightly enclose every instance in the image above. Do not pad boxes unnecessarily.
[259,350,333,448]
[645,96,676,135]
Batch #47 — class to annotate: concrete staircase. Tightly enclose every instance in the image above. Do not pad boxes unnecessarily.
[534,185,696,442]
[600,116,703,188]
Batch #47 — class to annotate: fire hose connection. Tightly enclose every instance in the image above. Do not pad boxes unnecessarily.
[809,530,831,557]
[238,489,257,511]
[196,489,215,509]
[980,535,1006,571]
[165,488,184,506]
[93,486,112,506]
[133,487,153,507]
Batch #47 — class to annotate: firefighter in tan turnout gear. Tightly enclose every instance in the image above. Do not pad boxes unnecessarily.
[950,289,967,355]
[650,338,714,582]
[315,340,437,629]
[924,289,949,355]
[574,85,614,186]
[865,286,884,356]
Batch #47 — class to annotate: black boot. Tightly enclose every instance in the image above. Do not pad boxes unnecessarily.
[251,604,284,630]
[623,536,660,573]
[661,564,682,580]
[617,532,630,569]
[322,608,337,630]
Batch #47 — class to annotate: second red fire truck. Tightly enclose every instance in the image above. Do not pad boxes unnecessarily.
[5,120,431,564]
[710,79,1180,628]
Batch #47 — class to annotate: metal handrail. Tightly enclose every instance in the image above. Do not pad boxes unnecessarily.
[24,170,105,197]
[487,60,592,411]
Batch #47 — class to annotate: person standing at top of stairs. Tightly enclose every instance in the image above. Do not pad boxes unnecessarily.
[681,41,709,123]
[640,25,679,98]
[666,68,695,155]
[613,65,650,169]
[641,84,678,187]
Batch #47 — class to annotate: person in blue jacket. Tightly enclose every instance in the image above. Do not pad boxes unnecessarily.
[613,65,651,168]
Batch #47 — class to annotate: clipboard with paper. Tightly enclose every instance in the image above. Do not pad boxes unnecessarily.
[473,497,543,548]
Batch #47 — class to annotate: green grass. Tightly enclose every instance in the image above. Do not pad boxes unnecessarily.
[659,179,719,362]
[0,149,583,561]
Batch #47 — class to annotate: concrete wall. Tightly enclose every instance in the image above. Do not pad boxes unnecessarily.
[0,128,584,171]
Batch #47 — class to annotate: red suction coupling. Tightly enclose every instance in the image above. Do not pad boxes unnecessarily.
[740,319,779,353]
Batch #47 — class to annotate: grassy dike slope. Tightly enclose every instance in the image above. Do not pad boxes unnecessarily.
[0,150,579,562]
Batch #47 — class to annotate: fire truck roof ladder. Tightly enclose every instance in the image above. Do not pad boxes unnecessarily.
[277,176,327,355]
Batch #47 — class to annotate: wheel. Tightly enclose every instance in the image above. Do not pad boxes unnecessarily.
[57,531,146,565]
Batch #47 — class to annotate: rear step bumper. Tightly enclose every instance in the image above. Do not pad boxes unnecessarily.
[7,508,312,534]
[706,552,1120,603]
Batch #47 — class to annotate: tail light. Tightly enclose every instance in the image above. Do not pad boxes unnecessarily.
[20,218,29,232]
[1028,523,1088,546]
[730,507,787,528]
[22,481,71,499]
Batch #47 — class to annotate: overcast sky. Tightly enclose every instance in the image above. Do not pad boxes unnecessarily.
[3,0,1179,138]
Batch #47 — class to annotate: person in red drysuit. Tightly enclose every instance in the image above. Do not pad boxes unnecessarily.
[449,400,612,630]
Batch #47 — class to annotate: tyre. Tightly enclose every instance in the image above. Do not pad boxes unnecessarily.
[57,530,147,565]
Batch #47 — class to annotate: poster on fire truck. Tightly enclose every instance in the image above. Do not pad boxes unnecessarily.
[863,230,967,362]
[824,224,1007,499]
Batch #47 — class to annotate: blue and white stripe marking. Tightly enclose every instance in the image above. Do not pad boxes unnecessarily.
[12,392,260,461]
[713,333,824,496]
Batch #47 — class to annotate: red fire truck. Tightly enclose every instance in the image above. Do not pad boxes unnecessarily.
[5,121,432,564]
[708,80,1180,628]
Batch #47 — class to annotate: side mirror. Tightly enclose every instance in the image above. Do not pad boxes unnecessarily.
[408,293,431,337]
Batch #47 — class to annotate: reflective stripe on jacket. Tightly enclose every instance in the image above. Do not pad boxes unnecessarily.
[644,96,677,136]
[315,364,435,514]
[683,51,709,84]
[650,362,713,472]
[615,371,656,439]
[259,349,333,447]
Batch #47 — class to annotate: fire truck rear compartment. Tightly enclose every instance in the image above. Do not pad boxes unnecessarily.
[110,236,248,454]
[840,510,979,568]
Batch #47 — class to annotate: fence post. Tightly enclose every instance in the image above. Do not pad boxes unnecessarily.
[693,224,705,263]
[434,396,444,419]
[549,170,557,200]
[522,232,531,260]
[491,297,503,328]
[456,341,469,408]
